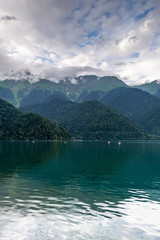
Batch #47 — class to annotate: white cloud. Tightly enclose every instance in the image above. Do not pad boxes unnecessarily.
[0,0,160,84]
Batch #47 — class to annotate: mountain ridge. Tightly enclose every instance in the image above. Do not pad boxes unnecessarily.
[134,80,160,98]
[21,98,148,140]
[0,75,127,107]
[101,87,160,123]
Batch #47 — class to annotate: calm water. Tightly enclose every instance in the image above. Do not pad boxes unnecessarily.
[0,141,160,240]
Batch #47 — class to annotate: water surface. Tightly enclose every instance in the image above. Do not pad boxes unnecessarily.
[0,141,160,239]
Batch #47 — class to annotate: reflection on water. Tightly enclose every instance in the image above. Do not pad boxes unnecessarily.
[0,141,160,239]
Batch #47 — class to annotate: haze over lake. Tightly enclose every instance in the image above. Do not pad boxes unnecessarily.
[0,141,160,240]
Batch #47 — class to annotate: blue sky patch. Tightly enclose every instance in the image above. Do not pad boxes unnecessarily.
[129,52,140,58]
[86,30,99,39]
[35,56,54,64]
[104,12,111,18]
[135,7,154,21]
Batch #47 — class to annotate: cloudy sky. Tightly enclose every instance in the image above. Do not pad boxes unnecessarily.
[0,0,160,85]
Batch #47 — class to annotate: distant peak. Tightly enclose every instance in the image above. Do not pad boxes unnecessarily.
[155,80,160,84]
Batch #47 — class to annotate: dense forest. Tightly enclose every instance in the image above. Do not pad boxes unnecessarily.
[101,87,160,123]
[0,98,72,140]
[21,98,148,140]
[138,106,160,136]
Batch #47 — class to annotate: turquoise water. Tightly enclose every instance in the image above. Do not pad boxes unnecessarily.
[0,141,160,239]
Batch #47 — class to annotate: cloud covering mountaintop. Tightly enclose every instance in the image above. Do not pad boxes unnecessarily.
[0,0,160,84]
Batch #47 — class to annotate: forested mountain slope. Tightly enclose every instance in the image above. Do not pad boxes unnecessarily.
[0,98,72,140]
[101,87,160,122]
[21,99,148,140]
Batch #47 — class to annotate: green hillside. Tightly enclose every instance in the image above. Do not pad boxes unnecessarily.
[135,80,160,97]
[78,90,105,102]
[20,90,69,107]
[101,87,160,123]
[0,98,72,140]
[0,86,16,105]
[138,106,160,136]
[21,98,148,140]
[20,89,54,107]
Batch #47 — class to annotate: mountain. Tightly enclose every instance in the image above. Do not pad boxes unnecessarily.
[77,90,106,102]
[20,89,53,107]
[134,80,160,98]
[138,106,160,136]
[101,87,160,123]
[154,89,160,98]
[21,98,148,140]
[0,75,127,107]
[19,89,69,107]
[0,86,16,105]
[0,98,72,140]
[73,75,127,101]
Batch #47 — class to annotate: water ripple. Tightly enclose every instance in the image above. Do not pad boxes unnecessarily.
[0,141,160,239]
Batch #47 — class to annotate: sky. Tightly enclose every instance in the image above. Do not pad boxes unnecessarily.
[0,0,160,85]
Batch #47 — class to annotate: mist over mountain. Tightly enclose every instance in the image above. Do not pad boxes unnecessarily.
[0,75,127,107]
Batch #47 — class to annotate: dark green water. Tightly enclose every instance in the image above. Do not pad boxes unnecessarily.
[0,141,160,240]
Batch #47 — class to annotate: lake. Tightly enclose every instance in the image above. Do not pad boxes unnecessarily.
[0,141,160,240]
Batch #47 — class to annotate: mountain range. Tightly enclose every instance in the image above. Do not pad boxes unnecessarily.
[135,80,160,98]
[21,96,147,140]
[0,76,126,107]
[1,75,160,139]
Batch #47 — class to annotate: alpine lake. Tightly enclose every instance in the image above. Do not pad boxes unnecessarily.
[0,141,160,240]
